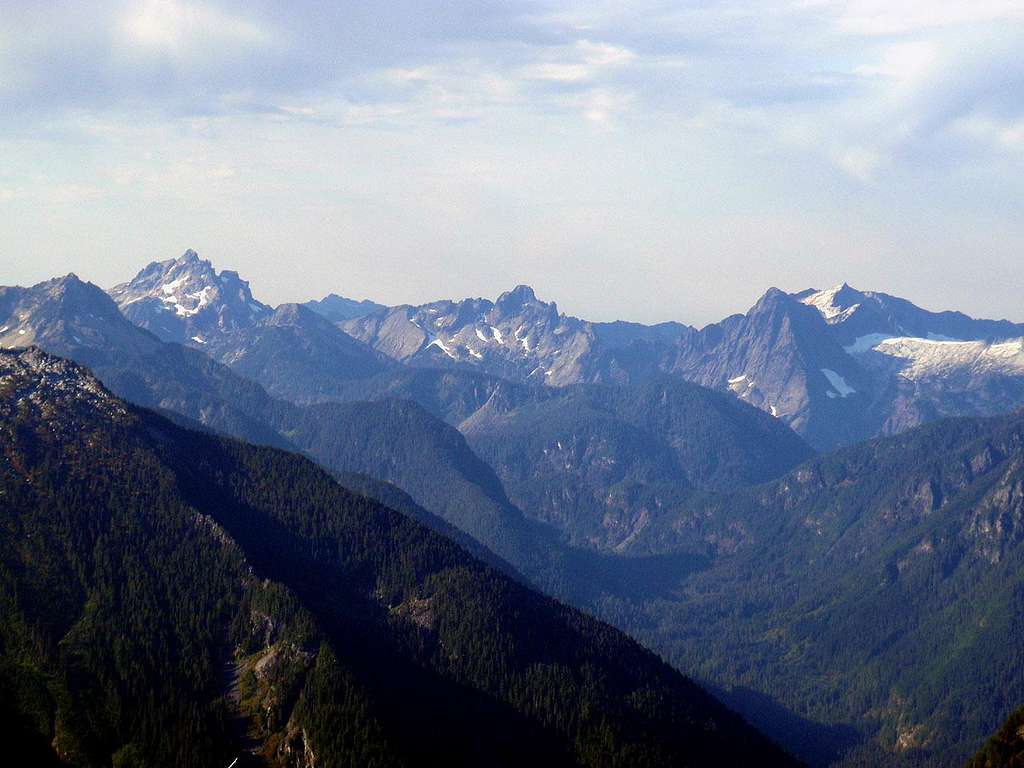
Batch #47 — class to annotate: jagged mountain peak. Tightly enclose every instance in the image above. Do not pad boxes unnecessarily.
[492,284,562,319]
[109,249,271,343]
[496,284,539,307]
[104,254,390,402]
[111,248,262,303]
[41,272,112,303]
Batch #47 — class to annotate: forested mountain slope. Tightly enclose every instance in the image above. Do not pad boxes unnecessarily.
[461,377,813,549]
[0,348,795,767]
[967,706,1024,768]
[8,268,1023,766]
[595,410,1024,766]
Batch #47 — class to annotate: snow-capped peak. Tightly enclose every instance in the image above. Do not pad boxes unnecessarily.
[109,250,271,343]
[799,283,861,324]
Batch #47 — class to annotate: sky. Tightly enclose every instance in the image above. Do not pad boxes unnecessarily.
[1,0,1022,326]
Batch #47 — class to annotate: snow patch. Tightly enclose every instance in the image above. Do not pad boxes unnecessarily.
[475,328,489,343]
[191,336,207,344]
[490,326,504,344]
[821,368,855,397]
[160,277,187,295]
[159,284,214,317]
[801,285,859,323]
[844,333,893,354]
[990,340,1024,358]
[515,325,533,351]
[872,337,1024,380]
[728,375,754,396]
[426,338,457,359]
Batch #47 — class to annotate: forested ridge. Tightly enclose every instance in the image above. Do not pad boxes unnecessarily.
[0,348,793,767]
[591,410,1024,766]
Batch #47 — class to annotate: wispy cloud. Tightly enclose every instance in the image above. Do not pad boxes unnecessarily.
[520,40,636,83]
[118,0,271,52]
[1,0,1023,324]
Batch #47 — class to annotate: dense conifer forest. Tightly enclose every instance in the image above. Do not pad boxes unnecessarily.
[0,348,792,767]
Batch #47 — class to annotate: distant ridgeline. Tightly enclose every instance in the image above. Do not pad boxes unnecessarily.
[89,248,1024,450]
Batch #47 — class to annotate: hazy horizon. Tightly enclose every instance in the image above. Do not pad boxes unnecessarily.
[12,245,1024,329]
[3,0,1023,325]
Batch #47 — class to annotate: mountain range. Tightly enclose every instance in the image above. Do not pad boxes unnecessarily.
[94,249,1024,453]
[3,248,1024,766]
[340,277,1024,451]
[109,250,392,403]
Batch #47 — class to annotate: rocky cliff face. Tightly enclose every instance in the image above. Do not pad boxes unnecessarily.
[342,284,691,387]
[108,250,390,402]
[343,281,1024,450]
[109,248,270,344]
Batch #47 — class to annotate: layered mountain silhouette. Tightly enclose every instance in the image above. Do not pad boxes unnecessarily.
[4,250,1024,766]
[95,250,1024,451]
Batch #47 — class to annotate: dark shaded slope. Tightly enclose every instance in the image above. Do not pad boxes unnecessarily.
[0,348,794,768]
[275,396,581,595]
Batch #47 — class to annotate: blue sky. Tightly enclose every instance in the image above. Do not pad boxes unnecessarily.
[1,0,1022,324]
